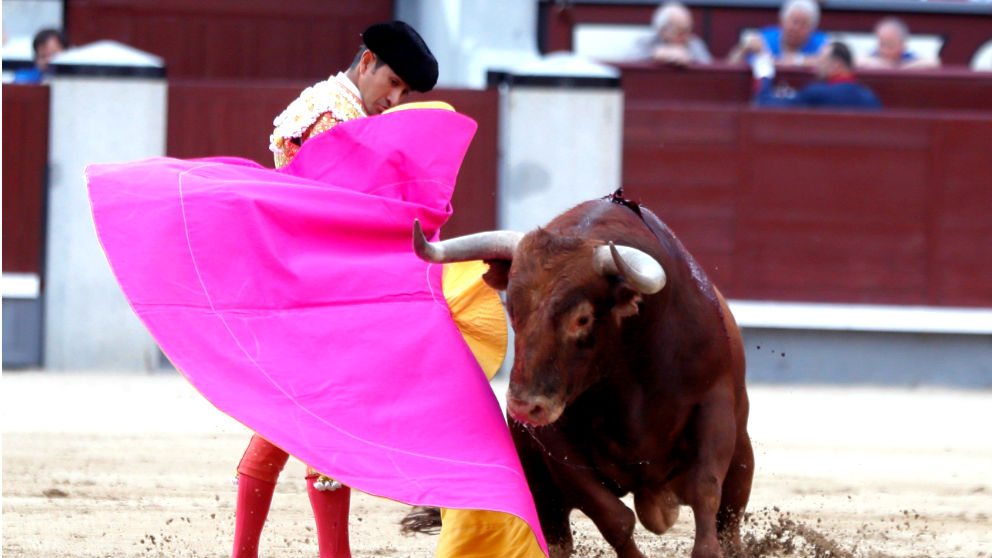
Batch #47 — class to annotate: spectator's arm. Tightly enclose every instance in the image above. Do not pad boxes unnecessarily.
[856,55,891,70]
[753,60,819,108]
[755,82,829,107]
[902,56,941,70]
[728,31,766,63]
[752,53,796,106]
[652,44,693,66]
[753,77,796,106]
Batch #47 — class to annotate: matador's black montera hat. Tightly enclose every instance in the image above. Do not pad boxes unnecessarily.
[362,21,439,93]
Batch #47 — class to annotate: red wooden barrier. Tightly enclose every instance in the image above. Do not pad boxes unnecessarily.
[2,84,50,276]
[623,102,992,307]
[619,62,992,112]
[66,0,393,80]
[166,81,499,239]
[167,79,302,166]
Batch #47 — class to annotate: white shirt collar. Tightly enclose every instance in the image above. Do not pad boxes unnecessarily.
[334,71,363,104]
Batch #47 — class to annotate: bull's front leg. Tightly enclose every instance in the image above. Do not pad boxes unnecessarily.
[679,391,738,558]
[510,418,574,557]
[527,425,645,558]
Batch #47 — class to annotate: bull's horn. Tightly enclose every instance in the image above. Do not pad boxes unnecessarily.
[413,219,524,263]
[594,242,667,294]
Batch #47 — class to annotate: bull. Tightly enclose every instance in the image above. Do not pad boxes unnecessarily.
[413,193,753,558]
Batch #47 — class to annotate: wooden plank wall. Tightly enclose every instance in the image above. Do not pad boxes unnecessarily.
[2,85,50,276]
[166,82,499,239]
[166,79,303,165]
[623,102,992,307]
[66,0,393,80]
[538,1,992,66]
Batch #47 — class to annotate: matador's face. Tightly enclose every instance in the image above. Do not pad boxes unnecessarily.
[356,51,412,115]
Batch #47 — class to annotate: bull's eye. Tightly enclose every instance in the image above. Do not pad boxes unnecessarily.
[563,301,595,340]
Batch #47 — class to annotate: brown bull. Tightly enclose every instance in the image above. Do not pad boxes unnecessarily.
[413,194,753,558]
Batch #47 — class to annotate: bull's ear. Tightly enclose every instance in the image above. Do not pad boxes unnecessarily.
[482,259,511,291]
[612,288,643,324]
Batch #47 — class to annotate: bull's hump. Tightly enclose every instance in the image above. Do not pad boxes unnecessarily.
[549,200,653,243]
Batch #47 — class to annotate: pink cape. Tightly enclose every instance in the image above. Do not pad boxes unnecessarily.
[86,108,546,553]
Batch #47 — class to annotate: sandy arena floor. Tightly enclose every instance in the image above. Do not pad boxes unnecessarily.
[2,371,990,557]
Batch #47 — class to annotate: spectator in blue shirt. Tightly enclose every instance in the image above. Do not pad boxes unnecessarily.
[753,41,882,109]
[857,17,940,70]
[728,0,827,67]
[13,28,67,84]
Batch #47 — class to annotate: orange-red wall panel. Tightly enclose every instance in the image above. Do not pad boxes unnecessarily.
[2,85,50,275]
[66,0,393,80]
[623,102,992,308]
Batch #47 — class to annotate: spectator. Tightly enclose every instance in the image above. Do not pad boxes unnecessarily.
[857,17,941,70]
[13,28,67,83]
[630,2,713,65]
[753,41,881,109]
[728,0,827,66]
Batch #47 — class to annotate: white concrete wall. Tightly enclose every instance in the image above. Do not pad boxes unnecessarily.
[497,86,624,231]
[395,0,540,88]
[2,0,64,39]
[44,75,167,370]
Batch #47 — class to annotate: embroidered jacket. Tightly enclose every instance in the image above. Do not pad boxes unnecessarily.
[269,72,367,168]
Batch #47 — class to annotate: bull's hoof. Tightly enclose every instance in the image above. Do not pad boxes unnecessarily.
[615,537,647,558]
[399,506,442,535]
[548,541,574,558]
[718,531,745,558]
[690,539,723,558]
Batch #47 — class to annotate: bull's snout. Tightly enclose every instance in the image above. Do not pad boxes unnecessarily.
[507,392,564,426]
